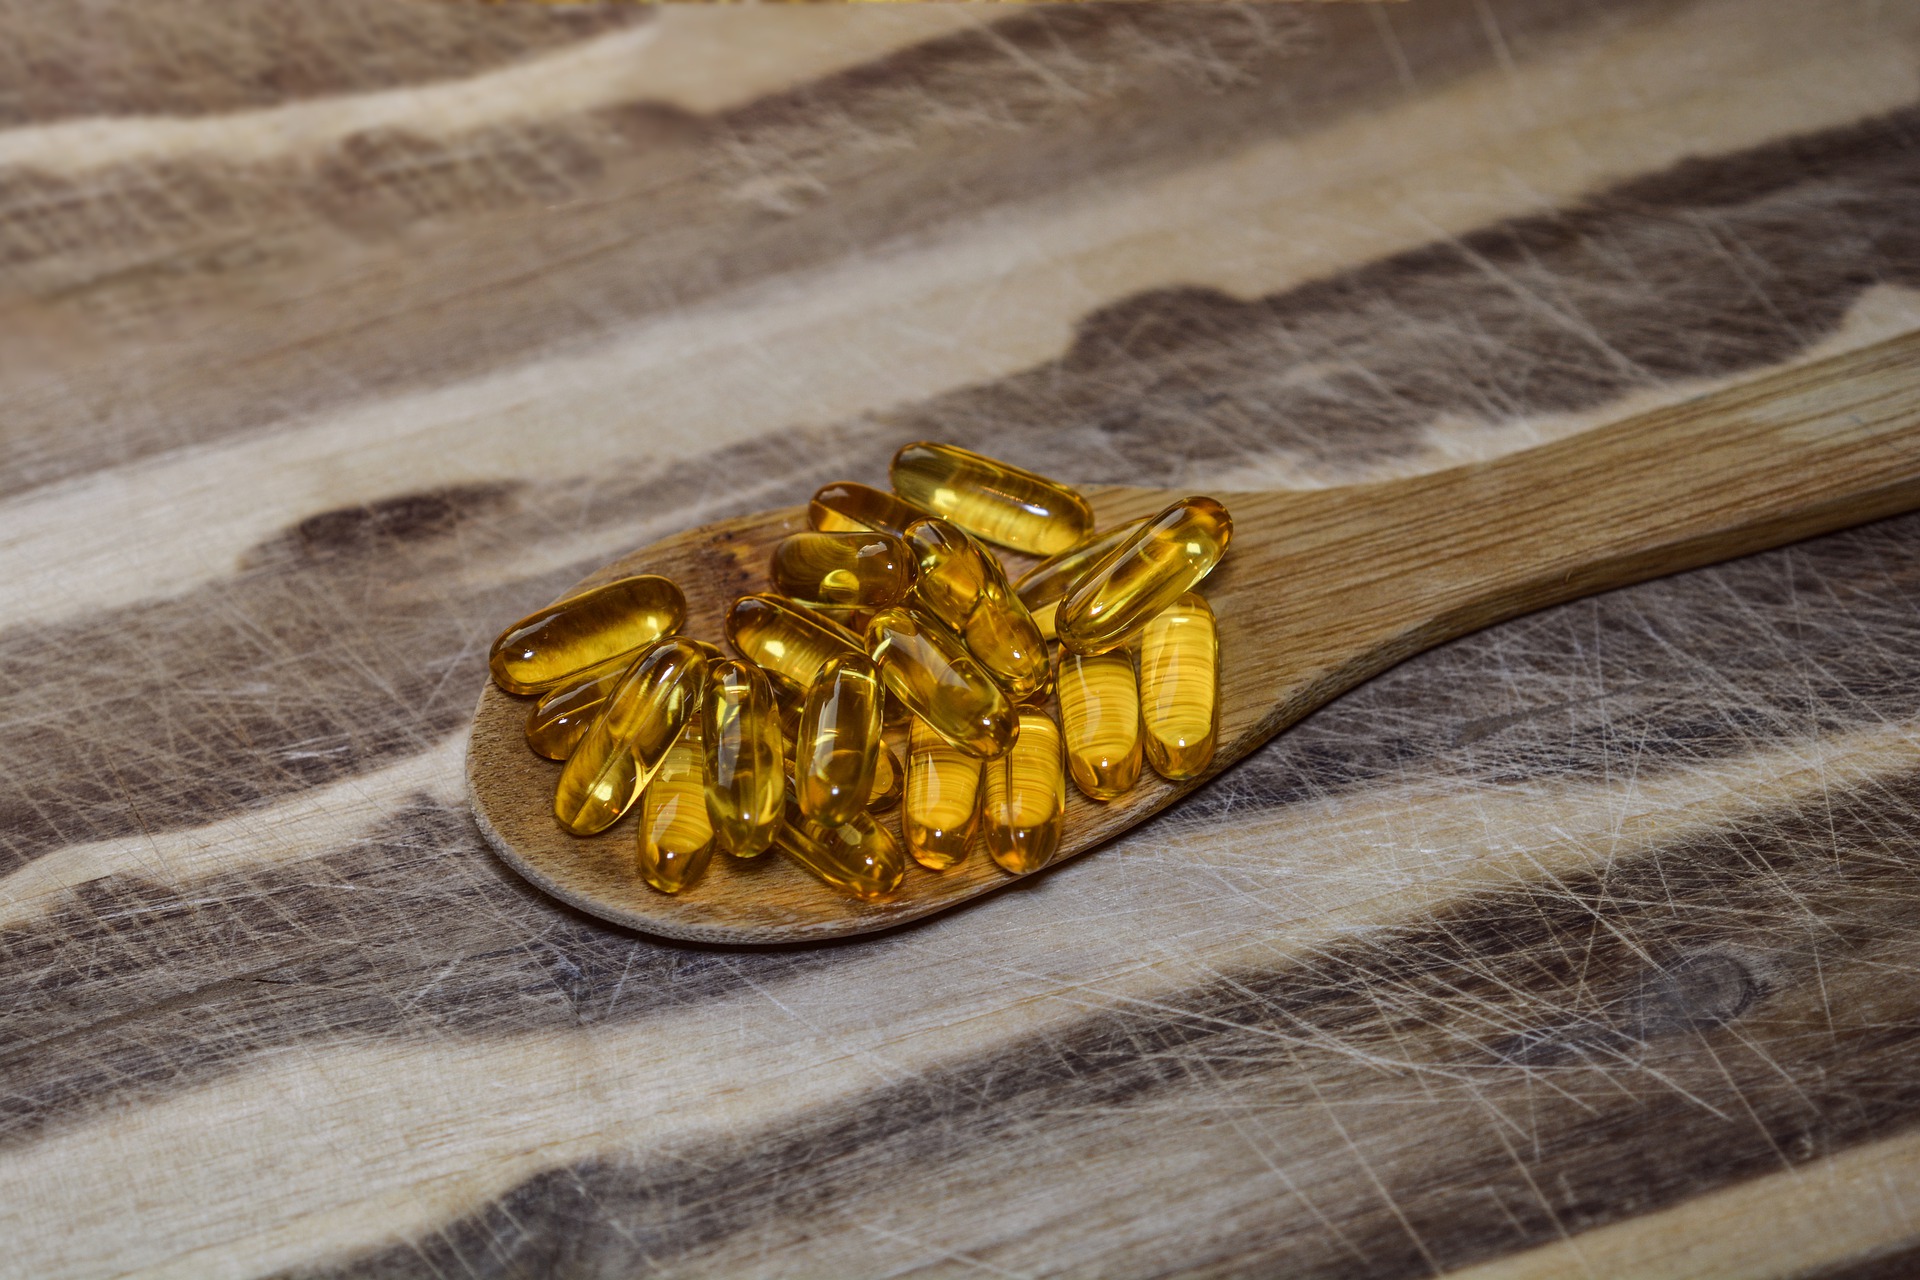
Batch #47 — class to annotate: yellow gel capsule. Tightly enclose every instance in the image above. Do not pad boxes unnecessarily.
[797,600,874,636]
[726,593,864,692]
[1057,650,1142,801]
[903,716,980,871]
[771,530,916,609]
[904,518,1050,702]
[1030,599,1058,644]
[637,718,713,894]
[866,606,1017,759]
[1014,516,1155,610]
[701,658,785,858]
[1138,591,1219,781]
[1056,497,1232,655]
[796,653,884,828]
[982,710,1066,875]
[868,739,903,813]
[775,803,906,901]
[554,637,709,835]
[890,442,1093,557]
[489,575,685,695]
[524,652,630,760]
[808,481,925,537]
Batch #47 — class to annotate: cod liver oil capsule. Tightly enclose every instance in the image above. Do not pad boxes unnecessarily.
[982,710,1066,875]
[796,653,884,828]
[1014,516,1154,611]
[904,518,1049,702]
[1138,591,1219,780]
[1056,496,1232,655]
[868,739,903,813]
[490,574,685,695]
[554,637,709,835]
[903,716,980,871]
[1057,650,1143,801]
[771,531,915,609]
[637,719,713,894]
[775,803,906,901]
[726,593,864,692]
[866,606,1017,759]
[702,658,785,858]
[808,481,925,538]
[525,652,630,760]
[890,442,1093,557]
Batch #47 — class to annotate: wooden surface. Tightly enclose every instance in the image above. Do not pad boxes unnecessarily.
[8,1,1920,1276]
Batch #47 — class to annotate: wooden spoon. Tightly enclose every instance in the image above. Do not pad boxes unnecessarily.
[469,332,1920,944]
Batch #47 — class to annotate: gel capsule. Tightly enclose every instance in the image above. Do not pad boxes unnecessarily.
[771,530,915,608]
[1057,650,1143,801]
[796,653,884,828]
[726,594,864,692]
[903,716,980,871]
[489,575,685,695]
[866,606,1017,759]
[1014,516,1155,611]
[904,518,1050,701]
[890,442,1094,557]
[702,658,785,858]
[1138,591,1219,780]
[1055,496,1232,655]
[808,481,925,537]
[637,718,713,894]
[775,803,906,901]
[554,637,709,835]
[525,652,629,760]
[868,739,903,813]
[981,710,1066,875]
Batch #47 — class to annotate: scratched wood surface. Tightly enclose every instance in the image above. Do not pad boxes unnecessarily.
[6,3,1920,1277]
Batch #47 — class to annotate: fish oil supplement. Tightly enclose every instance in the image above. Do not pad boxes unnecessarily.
[866,606,1017,758]
[1029,599,1058,644]
[524,652,630,760]
[798,601,874,636]
[1014,516,1155,612]
[796,653,884,828]
[903,716,980,870]
[808,481,925,537]
[905,518,1049,701]
[868,739,903,813]
[1138,591,1219,780]
[637,719,713,894]
[726,593,864,692]
[981,710,1066,875]
[702,658,785,858]
[1057,650,1142,801]
[490,575,685,695]
[890,442,1094,557]
[771,531,915,609]
[554,637,709,835]
[1056,497,1232,655]
[775,803,906,901]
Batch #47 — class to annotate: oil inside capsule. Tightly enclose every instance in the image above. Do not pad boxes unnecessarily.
[1055,496,1232,655]
[637,718,714,894]
[1057,650,1142,801]
[726,593,865,692]
[866,606,1017,759]
[525,652,630,760]
[868,738,903,813]
[808,481,925,538]
[490,574,686,695]
[890,442,1093,557]
[796,653,884,828]
[905,517,1050,702]
[775,803,906,901]
[554,637,709,835]
[771,531,915,609]
[1014,516,1155,611]
[903,716,980,870]
[1138,591,1219,781]
[981,709,1066,875]
[702,658,785,858]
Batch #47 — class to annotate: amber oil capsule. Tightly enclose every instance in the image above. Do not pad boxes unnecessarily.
[903,715,980,871]
[637,718,714,894]
[1057,650,1143,801]
[904,518,1050,702]
[726,593,864,693]
[1014,516,1155,611]
[808,481,925,537]
[868,739,903,813]
[775,803,906,901]
[554,637,709,836]
[1138,591,1219,781]
[489,575,685,695]
[771,530,915,609]
[701,658,785,858]
[982,709,1066,875]
[796,653,884,828]
[866,606,1017,759]
[1056,497,1232,655]
[890,442,1093,557]
[525,652,630,760]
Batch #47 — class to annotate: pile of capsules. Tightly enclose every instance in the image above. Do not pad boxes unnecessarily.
[486,442,1230,903]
